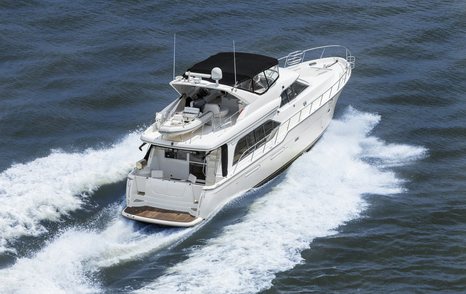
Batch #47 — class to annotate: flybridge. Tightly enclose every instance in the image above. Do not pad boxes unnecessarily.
[185,52,278,86]
[179,52,280,97]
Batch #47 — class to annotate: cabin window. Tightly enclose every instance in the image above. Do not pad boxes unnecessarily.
[221,144,228,177]
[189,151,206,181]
[152,146,207,183]
[280,81,308,107]
[233,120,280,164]
[164,149,188,160]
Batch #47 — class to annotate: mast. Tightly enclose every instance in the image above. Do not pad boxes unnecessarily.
[173,33,176,80]
[233,40,237,86]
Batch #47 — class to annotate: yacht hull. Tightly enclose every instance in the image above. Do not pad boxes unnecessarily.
[123,91,341,226]
[198,91,341,220]
[122,46,354,227]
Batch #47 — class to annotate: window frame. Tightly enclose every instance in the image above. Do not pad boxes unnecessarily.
[233,120,280,165]
[237,65,279,95]
[280,80,309,107]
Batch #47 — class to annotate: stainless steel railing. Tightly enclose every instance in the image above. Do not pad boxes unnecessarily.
[232,134,274,174]
[232,56,353,175]
[278,45,355,69]
[211,109,241,131]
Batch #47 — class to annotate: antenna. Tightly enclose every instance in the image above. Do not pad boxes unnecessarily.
[172,33,176,80]
[233,40,237,86]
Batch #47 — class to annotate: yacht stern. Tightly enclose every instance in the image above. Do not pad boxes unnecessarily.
[122,206,203,227]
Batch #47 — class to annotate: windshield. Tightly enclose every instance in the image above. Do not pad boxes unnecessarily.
[237,65,279,94]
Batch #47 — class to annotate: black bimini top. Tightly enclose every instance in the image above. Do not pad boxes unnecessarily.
[186,52,278,86]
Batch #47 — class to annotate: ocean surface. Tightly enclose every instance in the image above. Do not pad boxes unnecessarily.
[0,1,465,293]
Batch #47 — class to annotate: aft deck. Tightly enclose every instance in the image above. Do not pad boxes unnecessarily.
[123,206,196,223]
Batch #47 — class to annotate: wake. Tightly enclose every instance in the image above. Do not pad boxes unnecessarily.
[0,107,426,294]
[135,107,426,294]
[0,204,197,294]
[0,131,141,253]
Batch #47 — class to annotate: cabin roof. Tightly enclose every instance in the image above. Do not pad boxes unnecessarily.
[186,52,278,86]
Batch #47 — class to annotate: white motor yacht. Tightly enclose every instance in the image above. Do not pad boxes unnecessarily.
[122,45,355,227]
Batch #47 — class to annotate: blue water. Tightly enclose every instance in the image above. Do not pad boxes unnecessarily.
[0,1,465,293]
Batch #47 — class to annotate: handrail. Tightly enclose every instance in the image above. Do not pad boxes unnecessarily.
[212,109,241,131]
[160,107,241,142]
[232,132,276,174]
[232,59,353,175]
[278,45,355,69]
[188,108,241,142]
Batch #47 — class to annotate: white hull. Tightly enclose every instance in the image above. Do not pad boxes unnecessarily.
[122,45,354,226]
[124,90,341,224]
[199,91,340,219]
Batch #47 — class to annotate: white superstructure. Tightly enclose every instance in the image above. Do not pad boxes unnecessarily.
[122,45,355,227]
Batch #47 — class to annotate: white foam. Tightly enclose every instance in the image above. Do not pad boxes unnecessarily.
[0,204,196,294]
[136,107,426,294]
[0,131,143,253]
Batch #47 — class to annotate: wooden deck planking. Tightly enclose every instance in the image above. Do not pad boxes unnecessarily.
[124,206,195,223]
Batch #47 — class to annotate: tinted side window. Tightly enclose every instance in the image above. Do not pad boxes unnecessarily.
[189,151,206,180]
[291,82,308,96]
[233,137,249,164]
[234,120,280,164]
[253,126,266,142]
[280,91,289,107]
[280,81,308,107]
[263,120,278,136]
[165,149,188,160]
[285,87,296,100]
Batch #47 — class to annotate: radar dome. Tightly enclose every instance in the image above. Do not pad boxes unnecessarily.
[211,67,222,85]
